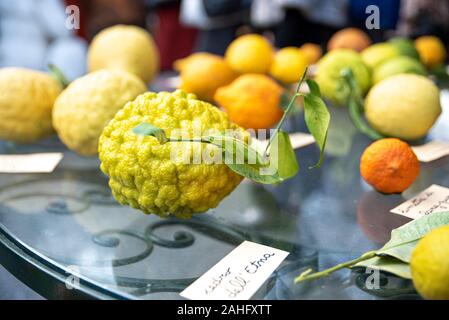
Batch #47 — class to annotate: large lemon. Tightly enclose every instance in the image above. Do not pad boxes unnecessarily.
[53,70,147,156]
[315,49,371,106]
[88,25,159,83]
[365,74,441,140]
[225,34,274,74]
[411,225,449,300]
[0,68,62,143]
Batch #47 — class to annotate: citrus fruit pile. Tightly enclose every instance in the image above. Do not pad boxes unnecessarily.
[174,33,320,130]
[0,25,159,153]
[315,29,445,141]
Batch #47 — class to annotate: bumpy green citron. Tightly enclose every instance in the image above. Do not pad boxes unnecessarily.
[88,25,159,83]
[53,70,146,156]
[99,90,245,218]
[411,225,449,300]
[373,56,427,84]
[365,74,441,140]
[315,49,371,106]
[0,67,62,143]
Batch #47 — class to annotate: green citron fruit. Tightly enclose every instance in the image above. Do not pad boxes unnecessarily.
[0,67,62,143]
[99,90,245,218]
[315,49,371,106]
[411,225,449,300]
[365,74,441,140]
[53,70,147,156]
[389,37,420,60]
[373,56,427,84]
[361,43,401,69]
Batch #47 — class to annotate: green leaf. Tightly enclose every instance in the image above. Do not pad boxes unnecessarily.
[341,68,384,140]
[306,79,321,96]
[355,256,412,279]
[374,211,449,262]
[303,83,330,168]
[267,130,299,180]
[48,64,70,88]
[133,123,169,144]
[204,131,299,184]
[295,211,449,284]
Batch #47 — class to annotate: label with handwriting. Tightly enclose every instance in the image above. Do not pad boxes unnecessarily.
[412,141,449,163]
[391,184,449,219]
[0,153,63,173]
[180,241,289,300]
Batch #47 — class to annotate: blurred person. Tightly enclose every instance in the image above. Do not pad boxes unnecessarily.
[0,0,87,80]
[251,0,348,48]
[180,0,252,55]
[396,0,449,40]
[147,0,197,70]
[74,0,147,40]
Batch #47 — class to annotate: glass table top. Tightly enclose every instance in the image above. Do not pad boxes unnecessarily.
[0,90,448,300]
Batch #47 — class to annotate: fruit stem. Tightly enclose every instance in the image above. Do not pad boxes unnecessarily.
[48,64,70,88]
[264,67,308,156]
[341,68,384,140]
[294,250,377,284]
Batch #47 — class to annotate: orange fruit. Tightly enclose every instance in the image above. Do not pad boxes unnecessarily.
[414,35,447,68]
[300,43,323,64]
[214,74,284,130]
[328,28,372,52]
[177,53,236,102]
[360,138,420,194]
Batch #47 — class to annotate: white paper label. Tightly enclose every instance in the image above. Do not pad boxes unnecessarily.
[180,241,289,300]
[0,153,63,173]
[391,184,449,219]
[412,141,449,163]
[259,132,315,150]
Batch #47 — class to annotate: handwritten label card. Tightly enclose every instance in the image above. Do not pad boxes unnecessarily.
[0,153,63,173]
[391,185,449,219]
[412,141,449,163]
[180,241,289,300]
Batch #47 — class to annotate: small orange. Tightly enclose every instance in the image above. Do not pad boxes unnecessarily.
[414,35,447,68]
[300,43,323,64]
[360,138,420,194]
[214,74,284,130]
[328,28,372,52]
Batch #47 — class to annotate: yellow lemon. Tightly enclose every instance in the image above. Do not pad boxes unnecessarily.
[411,225,449,300]
[0,68,62,143]
[225,34,274,74]
[269,47,309,84]
[53,70,147,156]
[365,74,441,140]
[88,25,159,83]
[361,43,400,69]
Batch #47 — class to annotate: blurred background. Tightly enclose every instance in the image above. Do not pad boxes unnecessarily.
[1,0,449,76]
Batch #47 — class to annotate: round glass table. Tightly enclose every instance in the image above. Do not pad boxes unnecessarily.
[1,90,449,300]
